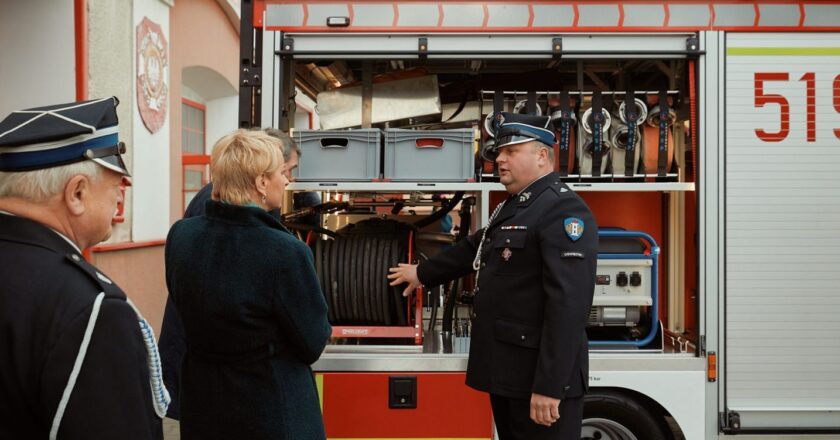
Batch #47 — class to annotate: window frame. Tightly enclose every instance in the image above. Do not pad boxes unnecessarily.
[181,98,210,212]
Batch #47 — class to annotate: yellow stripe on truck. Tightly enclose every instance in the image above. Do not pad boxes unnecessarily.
[727,47,840,56]
[315,373,324,412]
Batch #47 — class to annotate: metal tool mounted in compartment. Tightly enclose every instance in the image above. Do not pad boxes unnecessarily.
[478,89,682,182]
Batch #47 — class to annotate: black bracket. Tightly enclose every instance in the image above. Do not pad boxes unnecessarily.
[239,0,262,128]
[241,65,261,87]
[552,37,563,59]
[279,36,295,55]
[418,37,429,59]
[686,36,700,54]
[720,411,741,433]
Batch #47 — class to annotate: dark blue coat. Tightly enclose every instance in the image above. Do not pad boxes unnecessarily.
[165,201,331,440]
[161,182,282,419]
[0,213,163,439]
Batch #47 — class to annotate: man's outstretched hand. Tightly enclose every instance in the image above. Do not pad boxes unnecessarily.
[387,263,421,297]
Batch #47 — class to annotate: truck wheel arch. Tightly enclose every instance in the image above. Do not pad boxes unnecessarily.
[584,387,680,440]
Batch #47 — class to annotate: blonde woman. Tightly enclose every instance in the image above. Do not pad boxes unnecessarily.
[165,129,331,440]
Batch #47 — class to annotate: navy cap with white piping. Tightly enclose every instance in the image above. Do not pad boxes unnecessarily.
[0,97,130,176]
[493,112,556,153]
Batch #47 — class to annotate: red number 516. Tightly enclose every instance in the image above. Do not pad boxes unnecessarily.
[754,72,840,142]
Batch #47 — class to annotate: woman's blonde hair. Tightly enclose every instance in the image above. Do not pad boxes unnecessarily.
[210,129,283,205]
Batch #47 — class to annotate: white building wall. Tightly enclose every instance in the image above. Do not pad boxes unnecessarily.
[296,90,319,129]
[205,95,238,151]
[0,0,74,116]
[131,0,171,241]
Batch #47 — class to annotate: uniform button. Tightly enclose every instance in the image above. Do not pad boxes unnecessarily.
[521,335,526,340]
[71,255,80,261]
[485,238,491,244]
[505,239,511,244]
[471,312,477,319]
[564,385,571,391]
[480,262,486,268]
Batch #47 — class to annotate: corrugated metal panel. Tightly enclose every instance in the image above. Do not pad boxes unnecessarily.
[725,33,840,428]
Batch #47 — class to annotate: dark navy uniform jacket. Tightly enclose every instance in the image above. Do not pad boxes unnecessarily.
[418,172,598,400]
[0,212,163,439]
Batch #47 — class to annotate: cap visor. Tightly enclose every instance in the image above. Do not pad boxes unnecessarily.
[93,154,130,176]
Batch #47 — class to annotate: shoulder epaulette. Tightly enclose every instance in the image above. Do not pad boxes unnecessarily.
[548,180,574,198]
[64,253,126,299]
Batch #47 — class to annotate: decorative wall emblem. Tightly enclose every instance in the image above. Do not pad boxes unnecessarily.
[136,17,168,134]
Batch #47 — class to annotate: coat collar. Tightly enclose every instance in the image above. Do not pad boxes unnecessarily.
[489,172,559,229]
[0,212,82,257]
[514,172,557,208]
[204,200,290,234]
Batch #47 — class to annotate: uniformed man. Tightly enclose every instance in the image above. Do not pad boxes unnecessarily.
[0,97,167,439]
[389,112,598,439]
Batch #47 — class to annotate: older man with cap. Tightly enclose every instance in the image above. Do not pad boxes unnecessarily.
[389,112,598,439]
[0,97,167,439]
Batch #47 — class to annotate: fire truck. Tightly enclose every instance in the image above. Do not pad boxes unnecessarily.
[237,1,840,438]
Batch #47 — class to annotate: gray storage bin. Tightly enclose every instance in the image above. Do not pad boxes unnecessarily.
[293,129,381,181]
[384,129,475,182]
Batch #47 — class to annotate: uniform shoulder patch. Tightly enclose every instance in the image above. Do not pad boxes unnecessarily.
[564,217,585,242]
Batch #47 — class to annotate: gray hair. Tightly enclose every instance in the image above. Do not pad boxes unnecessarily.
[0,161,102,202]
[263,128,301,160]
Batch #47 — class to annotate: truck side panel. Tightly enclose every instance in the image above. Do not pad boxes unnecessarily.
[724,32,840,431]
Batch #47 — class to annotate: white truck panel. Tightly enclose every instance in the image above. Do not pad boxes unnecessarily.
[725,32,840,429]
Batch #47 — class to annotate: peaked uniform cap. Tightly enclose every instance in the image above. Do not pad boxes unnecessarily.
[493,112,556,152]
[0,97,130,175]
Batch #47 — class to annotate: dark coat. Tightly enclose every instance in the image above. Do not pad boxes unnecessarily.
[160,183,281,419]
[165,200,331,440]
[0,213,163,439]
[418,172,598,401]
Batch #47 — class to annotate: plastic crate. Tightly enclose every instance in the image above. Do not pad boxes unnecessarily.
[293,129,381,181]
[383,129,475,182]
